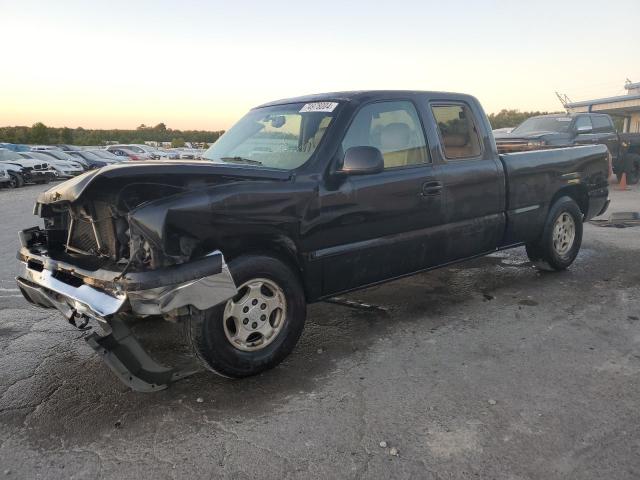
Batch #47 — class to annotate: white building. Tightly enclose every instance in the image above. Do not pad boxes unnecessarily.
[566,81,640,133]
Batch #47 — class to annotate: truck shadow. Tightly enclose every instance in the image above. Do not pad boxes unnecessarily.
[7,247,590,449]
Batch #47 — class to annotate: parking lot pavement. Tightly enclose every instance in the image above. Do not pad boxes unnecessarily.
[1,182,639,480]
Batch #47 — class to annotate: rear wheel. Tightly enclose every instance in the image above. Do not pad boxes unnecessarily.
[185,254,306,378]
[526,196,583,271]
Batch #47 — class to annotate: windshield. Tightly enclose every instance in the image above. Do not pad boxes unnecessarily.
[22,152,51,161]
[92,150,121,160]
[512,116,572,134]
[72,151,102,161]
[45,150,76,161]
[114,145,144,153]
[203,102,338,170]
[0,149,22,161]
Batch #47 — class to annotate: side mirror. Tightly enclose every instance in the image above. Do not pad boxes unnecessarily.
[339,146,384,175]
[576,125,592,134]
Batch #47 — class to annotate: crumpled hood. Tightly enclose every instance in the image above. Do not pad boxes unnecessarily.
[37,161,292,205]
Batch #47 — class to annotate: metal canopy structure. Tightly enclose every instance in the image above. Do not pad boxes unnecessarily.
[564,81,640,133]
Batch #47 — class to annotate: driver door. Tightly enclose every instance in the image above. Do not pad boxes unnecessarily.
[314,100,446,295]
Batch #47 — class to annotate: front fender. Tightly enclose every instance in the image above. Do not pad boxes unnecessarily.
[128,180,312,259]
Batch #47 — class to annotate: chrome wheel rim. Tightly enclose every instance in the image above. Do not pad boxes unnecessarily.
[223,278,287,351]
[552,212,576,257]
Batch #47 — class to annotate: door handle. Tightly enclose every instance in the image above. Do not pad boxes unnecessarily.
[421,181,442,196]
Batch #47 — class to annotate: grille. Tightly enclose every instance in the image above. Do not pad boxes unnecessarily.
[496,141,529,153]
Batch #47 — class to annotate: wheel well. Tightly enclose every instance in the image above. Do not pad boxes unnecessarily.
[223,236,304,283]
[550,185,589,217]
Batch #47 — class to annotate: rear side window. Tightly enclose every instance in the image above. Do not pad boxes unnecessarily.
[591,115,614,133]
[431,104,482,159]
[574,116,593,130]
[341,101,429,169]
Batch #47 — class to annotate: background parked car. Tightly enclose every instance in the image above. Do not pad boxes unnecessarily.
[19,152,83,178]
[0,143,31,152]
[105,145,152,160]
[155,148,180,159]
[56,144,83,152]
[495,112,640,184]
[0,149,55,184]
[0,166,11,187]
[130,144,166,159]
[0,162,29,188]
[67,150,117,169]
[87,149,126,162]
[171,148,204,159]
[35,149,90,170]
[30,145,60,151]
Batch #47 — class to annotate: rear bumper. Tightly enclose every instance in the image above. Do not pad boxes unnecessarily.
[16,227,237,323]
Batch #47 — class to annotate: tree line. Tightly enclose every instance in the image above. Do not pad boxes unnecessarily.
[0,122,225,147]
[487,109,562,129]
[0,110,573,147]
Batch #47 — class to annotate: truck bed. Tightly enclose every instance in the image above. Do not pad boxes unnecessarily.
[499,144,609,245]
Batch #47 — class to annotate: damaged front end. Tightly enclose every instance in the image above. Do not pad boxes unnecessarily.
[16,173,238,391]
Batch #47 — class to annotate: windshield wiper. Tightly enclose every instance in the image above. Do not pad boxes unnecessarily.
[219,156,263,166]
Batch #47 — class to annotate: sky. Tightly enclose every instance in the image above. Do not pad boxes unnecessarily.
[1,0,639,131]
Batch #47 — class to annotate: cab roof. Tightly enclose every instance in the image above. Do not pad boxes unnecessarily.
[255,90,476,108]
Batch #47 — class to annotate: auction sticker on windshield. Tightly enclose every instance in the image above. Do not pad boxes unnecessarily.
[299,102,339,113]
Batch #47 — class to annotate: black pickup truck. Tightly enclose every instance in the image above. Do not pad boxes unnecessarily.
[16,91,609,391]
[495,112,640,184]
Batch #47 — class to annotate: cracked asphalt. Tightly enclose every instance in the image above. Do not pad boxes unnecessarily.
[1,182,639,479]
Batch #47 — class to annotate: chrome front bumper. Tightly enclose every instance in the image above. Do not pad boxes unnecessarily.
[16,228,237,323]
[17,267,127,320]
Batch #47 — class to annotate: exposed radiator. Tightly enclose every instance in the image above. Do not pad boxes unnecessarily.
[65,202,118,258]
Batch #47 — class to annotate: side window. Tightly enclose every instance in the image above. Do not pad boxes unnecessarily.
[341,101,429,169]
[591,115,614,133]
[574,116,593,131]
[431,104,482,159]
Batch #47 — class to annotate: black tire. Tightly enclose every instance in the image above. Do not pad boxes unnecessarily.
[185,254,306,378]
[525,196,583,271]
[618,153,640,185]
[8,173,24,188]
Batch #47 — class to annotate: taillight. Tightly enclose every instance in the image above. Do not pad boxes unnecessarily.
[130,154,140,161]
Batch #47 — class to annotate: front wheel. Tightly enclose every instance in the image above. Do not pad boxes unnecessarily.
[8,173,24,188]
[185,254,306,378]
[526,196,583,271]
